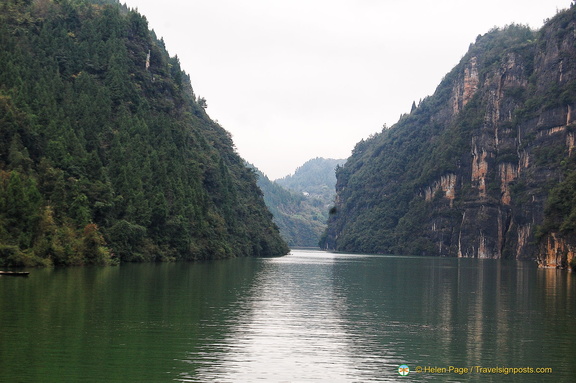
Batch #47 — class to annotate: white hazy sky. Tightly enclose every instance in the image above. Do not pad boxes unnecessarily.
[123,0,571,179]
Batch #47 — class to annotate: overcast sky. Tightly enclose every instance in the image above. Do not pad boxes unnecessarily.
[123,0,571,180]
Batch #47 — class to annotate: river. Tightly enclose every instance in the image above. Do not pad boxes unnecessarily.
[0,249,574,382]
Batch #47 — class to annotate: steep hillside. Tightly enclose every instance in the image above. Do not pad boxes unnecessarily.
[276,157,344,205]
[323,7,576,269]
[257,158,344,248]
[255,167,328,248]
[0,0,288,266]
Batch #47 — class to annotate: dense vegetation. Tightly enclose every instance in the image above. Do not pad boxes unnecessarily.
[275,158,344,204]
[0,0,288,266]
[255,160,342,248]
[323,6,576,264]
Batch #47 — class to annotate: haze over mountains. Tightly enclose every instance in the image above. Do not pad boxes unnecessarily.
[255,158,344,248]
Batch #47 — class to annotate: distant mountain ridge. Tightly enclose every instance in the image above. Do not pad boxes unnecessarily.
[255,168,327,248]
[275,157,345,205]
[323,7,576,270]
[254,158,344,248]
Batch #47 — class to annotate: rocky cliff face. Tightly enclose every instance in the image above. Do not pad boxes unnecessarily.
[323,7,576,269]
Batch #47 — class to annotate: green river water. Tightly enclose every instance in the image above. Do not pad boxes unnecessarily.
[0,249,574,382]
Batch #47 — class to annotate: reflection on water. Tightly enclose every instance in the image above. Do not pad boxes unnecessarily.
[177,251,576,382]
[181,251,397,382]
[178,252,576,382]
[1,250,575,382]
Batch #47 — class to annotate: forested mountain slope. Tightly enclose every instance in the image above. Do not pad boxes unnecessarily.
[255,166,330,248]
[259,157,343,247]
[323,6,576,269]
[275,157,345,204]
[0,0,288,266]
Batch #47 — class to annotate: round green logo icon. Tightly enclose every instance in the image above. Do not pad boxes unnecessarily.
[398,364,410,376]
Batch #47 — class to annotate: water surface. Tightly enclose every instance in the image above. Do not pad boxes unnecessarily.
[1,250,574,382]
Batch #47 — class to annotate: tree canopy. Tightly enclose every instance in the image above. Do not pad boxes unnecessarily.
[0,0,288,266]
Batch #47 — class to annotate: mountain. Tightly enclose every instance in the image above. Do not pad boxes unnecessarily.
[255,168,327,248]
[323,7,576,270]
[0,0,288,266]
[276,157,345,205]
[262,158,344,248]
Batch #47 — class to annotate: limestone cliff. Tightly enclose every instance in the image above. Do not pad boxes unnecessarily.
[322,7,576,269]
